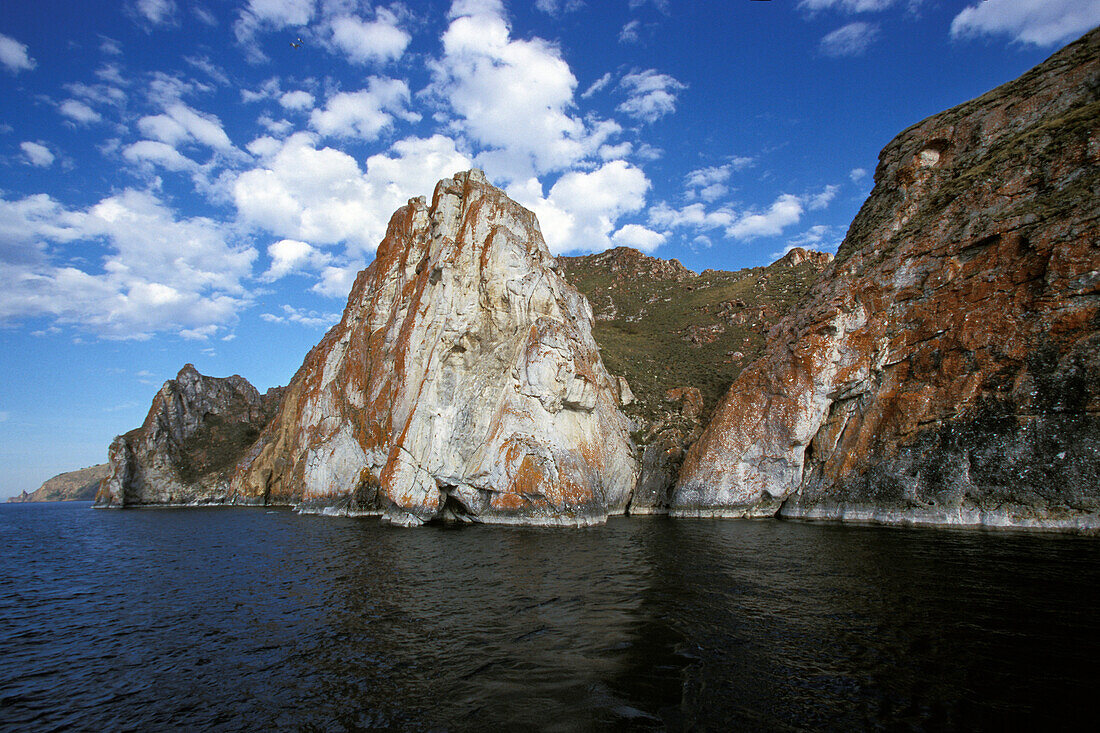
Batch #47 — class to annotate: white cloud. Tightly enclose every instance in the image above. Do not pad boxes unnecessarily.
[649,202,734,232]
[310,78,417,139]
[683,164,751,202]
[951,0,1100,47]
[850,167,868,182]
[727,194,803,239]
[59,100,102,124]
[261,239,331,280]
[619,20,641,44]
[135,0,177,25]
[279,90,315,110]
[329,10,410,64]
[430,0,616,183]
[261,303,341,328]
[20,142,54,168]
[313,263,362,298]
[808,184,838,210]
[617,70,686,123]
[100,37,123,55]
[651,190,816,242]
[233,132,471,258]
[235,0,316,58]
[0,33,36,73]
[136,102,236,153]
[123,140,198,172]
[510,160,651,254]
[820,22,879,57]
[0,190,255,340]
[612,224,665,253]
[581,72,612,99]
[798,0,899,12]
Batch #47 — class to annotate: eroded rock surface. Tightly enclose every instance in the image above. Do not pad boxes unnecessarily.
[234,170,637,525]
[95,365,281,507]
[675,28,1100,531]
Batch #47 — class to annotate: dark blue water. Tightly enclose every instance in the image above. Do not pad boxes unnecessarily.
[1,503,1097,731]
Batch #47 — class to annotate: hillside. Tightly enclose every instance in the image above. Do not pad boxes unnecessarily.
[559,246,833,427]
[8,464,110,503]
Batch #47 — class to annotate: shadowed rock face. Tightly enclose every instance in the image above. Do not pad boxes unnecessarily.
[95,365,281,507]
[675,28,1100,531]
[233,170,637,526]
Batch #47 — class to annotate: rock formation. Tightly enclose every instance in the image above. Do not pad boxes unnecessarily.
[8,464,109,502]
[95,365,281,507]
[674,28,1100,531]
[232,170,637,526]
[774,247,833,269]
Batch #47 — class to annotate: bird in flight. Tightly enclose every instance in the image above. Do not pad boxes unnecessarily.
[290,37,303,49]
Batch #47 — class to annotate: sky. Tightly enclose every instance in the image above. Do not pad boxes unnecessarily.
[1,0,1097,497]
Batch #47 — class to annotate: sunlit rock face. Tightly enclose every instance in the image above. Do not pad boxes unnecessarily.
[234,170,637,526]
[675,29,1100,531]
[95,365,279,507]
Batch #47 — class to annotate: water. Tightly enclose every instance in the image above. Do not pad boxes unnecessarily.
[1,503,1097,731]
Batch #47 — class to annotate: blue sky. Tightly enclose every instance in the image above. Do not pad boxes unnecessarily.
[1,0,1097,497]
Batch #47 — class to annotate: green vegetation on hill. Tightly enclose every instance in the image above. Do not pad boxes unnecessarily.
[559,250,830,427]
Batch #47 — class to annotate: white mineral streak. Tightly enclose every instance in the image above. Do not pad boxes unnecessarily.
[237,170,637,525]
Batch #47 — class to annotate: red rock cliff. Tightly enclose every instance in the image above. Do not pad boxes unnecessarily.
[675,28,1100,531]
[232,170,637,526]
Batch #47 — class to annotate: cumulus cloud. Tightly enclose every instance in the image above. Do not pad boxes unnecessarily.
[0,33,36,73]
[261,239,331,281]
[59,100,102,124]
[0,190,255,339]
[20,142,54,168]
[617,70,686,123]
[850,167,868,183]
[611,224,665,253]
[310,78,417,140]
[235,0,316,59]
[429,0,616,183]
[233,132,471,258]
[535,0,584,15]
[135,102,239,167]
[328,9,410,64]
[951,0,1100,47]
[509,160,651,254]
[279,90,314,111]
[650,188,827,243]
[821,22,879,57]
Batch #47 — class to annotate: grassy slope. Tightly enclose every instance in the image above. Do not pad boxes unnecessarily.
[559,252,829,428]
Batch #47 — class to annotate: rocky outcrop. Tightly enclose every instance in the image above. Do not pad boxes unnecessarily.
[233,170,637,526]
[674,28,1100,531]
[8,464,109,502]
[95,365,281,507]
[560,246,695,283]
[774,247,833,269]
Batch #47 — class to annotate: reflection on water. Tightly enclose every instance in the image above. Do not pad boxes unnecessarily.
[1,503,1097,730]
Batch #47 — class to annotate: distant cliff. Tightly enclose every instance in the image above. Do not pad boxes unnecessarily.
[675,27,1100,531]
[8,464,109,503]
[95,365,282,507]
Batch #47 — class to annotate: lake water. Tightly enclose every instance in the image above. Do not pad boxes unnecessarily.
[1,502,1097,731]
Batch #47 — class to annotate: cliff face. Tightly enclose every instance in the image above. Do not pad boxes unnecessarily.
[8,464,109,502]
[95,365,281,507]
[233,170,637,526]
[675,29,1100,530]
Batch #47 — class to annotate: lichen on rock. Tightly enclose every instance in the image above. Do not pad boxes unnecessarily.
[233,170,637,525]
[673,28,1100,531]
